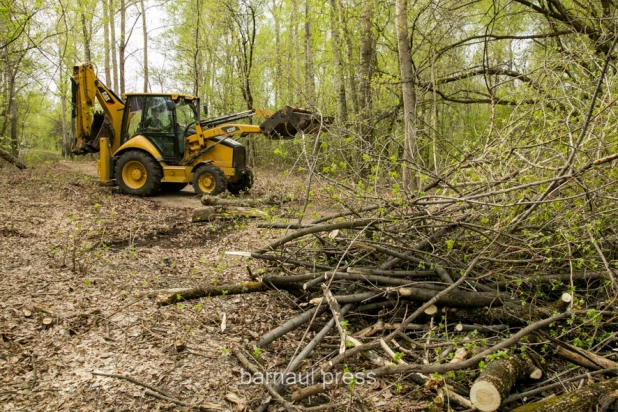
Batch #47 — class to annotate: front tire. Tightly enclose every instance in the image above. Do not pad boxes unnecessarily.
[114,150,163,196]
[227,168,254,195]
[192,164,227,196]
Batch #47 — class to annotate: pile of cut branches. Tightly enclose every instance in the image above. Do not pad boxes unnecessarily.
[143,147,618,410]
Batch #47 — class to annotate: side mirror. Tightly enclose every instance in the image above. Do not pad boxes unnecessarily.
[166,101,176,111]
[203,104,209,117]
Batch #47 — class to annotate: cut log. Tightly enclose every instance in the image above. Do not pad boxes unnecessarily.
[512,377,618,412]
[136,278,308,306]
[321,284,347,354]
[192,206,268,222]
[424,304,438,316]
[201,195,289,207]
[0,147,27,169]
[554,292,573,312]
[136,282,269,305]
[309,287,506,308]
[450,335,471,364]
[554,343,618,370]
[257,306,329,348]
[470,356,539,411]
[441,294,571,325]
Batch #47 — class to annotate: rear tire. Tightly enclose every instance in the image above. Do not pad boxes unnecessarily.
[193,164,227,196]
[160,182,188,193]
[227,168,254,195]
[114,150,162,196]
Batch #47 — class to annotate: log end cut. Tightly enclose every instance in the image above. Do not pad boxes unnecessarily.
[470,381,502,412]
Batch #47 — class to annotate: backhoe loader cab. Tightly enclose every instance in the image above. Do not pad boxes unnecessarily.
[71,63,328,197]
[121,94,197,163]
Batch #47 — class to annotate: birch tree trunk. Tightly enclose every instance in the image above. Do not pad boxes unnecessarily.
[395,0,419,191]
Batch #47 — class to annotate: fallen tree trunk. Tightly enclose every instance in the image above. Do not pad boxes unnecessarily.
[309,287,507,308]
[511,377,618,412]
[192,206,268,222]
[553,341,618,370]
[470,355,541,411]
[136,282,269,305]
[201,195,289,207]
[0,147,27,169]
[440,293,572,325]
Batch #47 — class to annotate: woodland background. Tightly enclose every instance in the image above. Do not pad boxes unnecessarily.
[2,1,618,410]
[2,0,616,188]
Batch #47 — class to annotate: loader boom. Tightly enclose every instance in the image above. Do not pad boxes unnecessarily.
[71,63,125,154]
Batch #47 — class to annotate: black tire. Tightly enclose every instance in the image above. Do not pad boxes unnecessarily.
[227,168,254,195]
[192,164,227,196]
[114,150,163,196]
[160,182,188,193]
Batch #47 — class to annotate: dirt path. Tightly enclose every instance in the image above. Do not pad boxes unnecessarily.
[0,162,304,411]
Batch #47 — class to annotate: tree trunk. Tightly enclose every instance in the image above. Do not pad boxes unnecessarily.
[337,0,358,114]
[470,356,540,411]
[329,0,347,122]
[1,49,9,140]
[512,377,618,412]
[0,147,26,169]
[193,0,202,96]
[109,0,119,92]
[140,0,148,92]
[81,11,92,62]
[119,0,126,94]
[358,0,374,141]
[137,282,270,305]
[395,0,419,191]
[304,0,316,105]
[58,52,70,157]
[103,0,112,86]
[309,287,507,308]
[290,0,300,102]
[9,73,18,156]
[441,293,573,325]
[271,0,281,106]
[201,195,287,207]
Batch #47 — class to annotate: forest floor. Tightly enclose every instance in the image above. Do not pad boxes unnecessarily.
[0,160,416,411]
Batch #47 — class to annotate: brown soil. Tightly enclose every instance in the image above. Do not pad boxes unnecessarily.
[0,161,302,411]
[0,161,418,411]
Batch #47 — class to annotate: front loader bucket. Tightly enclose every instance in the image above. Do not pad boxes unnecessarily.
[259,106,331,139]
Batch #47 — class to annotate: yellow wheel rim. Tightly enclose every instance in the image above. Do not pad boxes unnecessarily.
[198,172,216,193]
[122,160,147,190]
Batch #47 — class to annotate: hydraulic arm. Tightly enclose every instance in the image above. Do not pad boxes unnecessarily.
[71,63,125,154]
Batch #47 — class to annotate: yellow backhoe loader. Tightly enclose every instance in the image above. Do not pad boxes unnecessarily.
[71,63,327,196]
